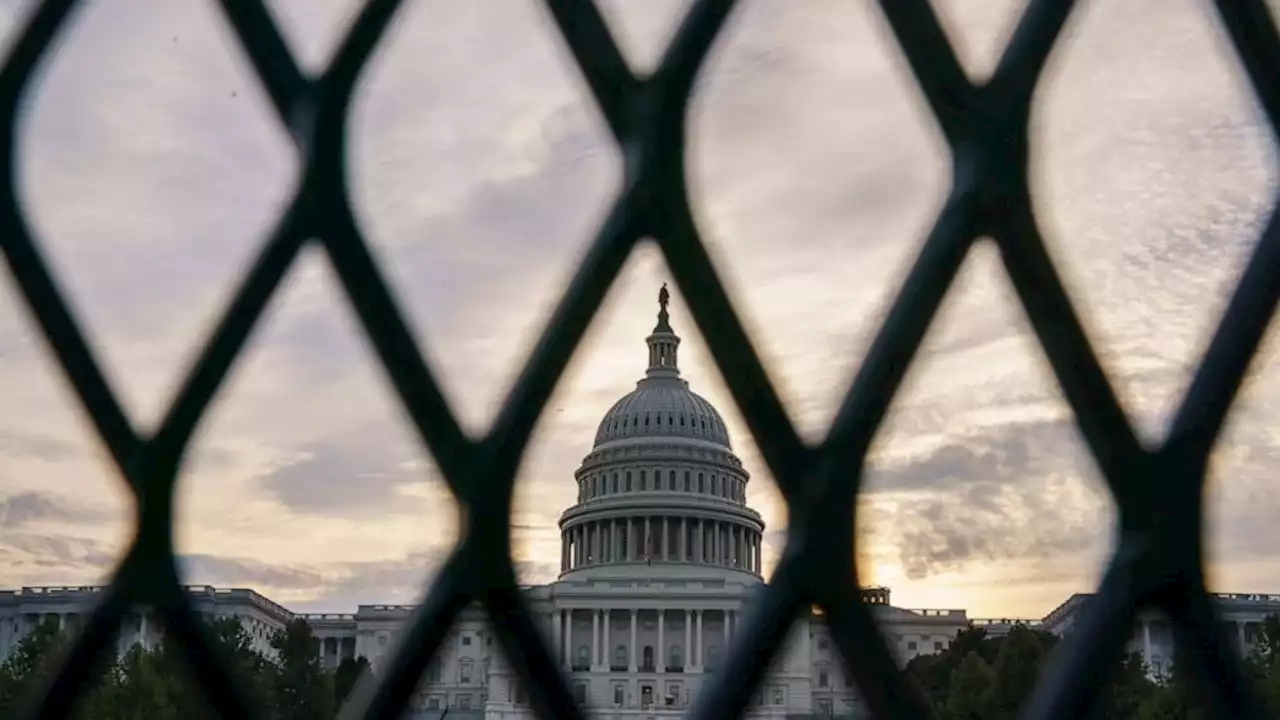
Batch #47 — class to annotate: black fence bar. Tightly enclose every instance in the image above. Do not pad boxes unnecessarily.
[0,0,1277,718]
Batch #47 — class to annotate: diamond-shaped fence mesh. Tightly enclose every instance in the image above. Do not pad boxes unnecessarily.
[0,0,1278,718]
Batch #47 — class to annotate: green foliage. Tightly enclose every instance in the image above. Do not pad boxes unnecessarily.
[903,618,1280,720]
[0,616,69,716]
[333,655,371,709]
[943,652,994,720]
[0,614,366,720]
[270,619,334,720]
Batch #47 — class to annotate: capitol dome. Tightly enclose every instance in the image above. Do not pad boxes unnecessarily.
[591,314,731,449]
[558,285,765,581]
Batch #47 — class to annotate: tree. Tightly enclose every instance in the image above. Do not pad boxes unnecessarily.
[333,655,371,709]
[271,618,334,720]
[0,617,72,716]
[986,625,1056,719]
[102,643,181,719]
[1091,650,1158,719]
[906,627,990,709]
[944,651,995,720]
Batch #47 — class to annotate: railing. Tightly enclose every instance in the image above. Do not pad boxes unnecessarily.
[904,609,966,618]
[1211,593,1280,603]
[1,0,1278,719]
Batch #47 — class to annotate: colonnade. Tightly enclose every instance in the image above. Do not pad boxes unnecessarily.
[550,608,736,673]
[561,515,762,573]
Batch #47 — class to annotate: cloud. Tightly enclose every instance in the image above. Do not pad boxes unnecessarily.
[179,553,330,591]
[0,491,100,527]
[252,436,427,518]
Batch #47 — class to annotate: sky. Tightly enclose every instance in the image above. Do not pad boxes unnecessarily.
[0,0,1276,620]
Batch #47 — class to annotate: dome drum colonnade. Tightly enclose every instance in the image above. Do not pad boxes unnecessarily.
[558,284,765,578]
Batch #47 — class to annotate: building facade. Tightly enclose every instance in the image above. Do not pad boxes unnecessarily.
[2,293,1276,716]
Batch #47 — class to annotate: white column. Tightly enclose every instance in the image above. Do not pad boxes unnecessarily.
[563,610,572,664]
[723,610,730,646]
[611,519,619,562]
[695,610,704,669]
[629,610,638,671]
[684,610,692,670]
[644,517,651,560]
[697,520,705,563]
[600,610,608,666]
[554,611,564,664]
[625,519,632,561]
[713,522,720,565]
[680,518,687,561]
[658,610,666,672]
[663,516,669,561]
[592,610,600,668]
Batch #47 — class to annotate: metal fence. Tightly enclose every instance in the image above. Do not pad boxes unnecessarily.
[0,0,1277,718]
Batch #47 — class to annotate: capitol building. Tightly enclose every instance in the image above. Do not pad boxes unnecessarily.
[3,290,1280,718]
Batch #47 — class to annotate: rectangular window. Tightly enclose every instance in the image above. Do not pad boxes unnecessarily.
[613,684,624,706]
[907,641,917,651]
[457,695,472,710]
[574,683,587,705]
[818,671,829,688]
[461,635,471,646]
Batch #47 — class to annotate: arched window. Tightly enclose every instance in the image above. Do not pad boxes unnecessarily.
[577,645,590,668]
[625,471,632,491]
[614,645,627,668]
[669,644,684,669]
[683,471,691,491]
[697,473,704,492]
[640,470,647,490]
[642,645,654,670]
